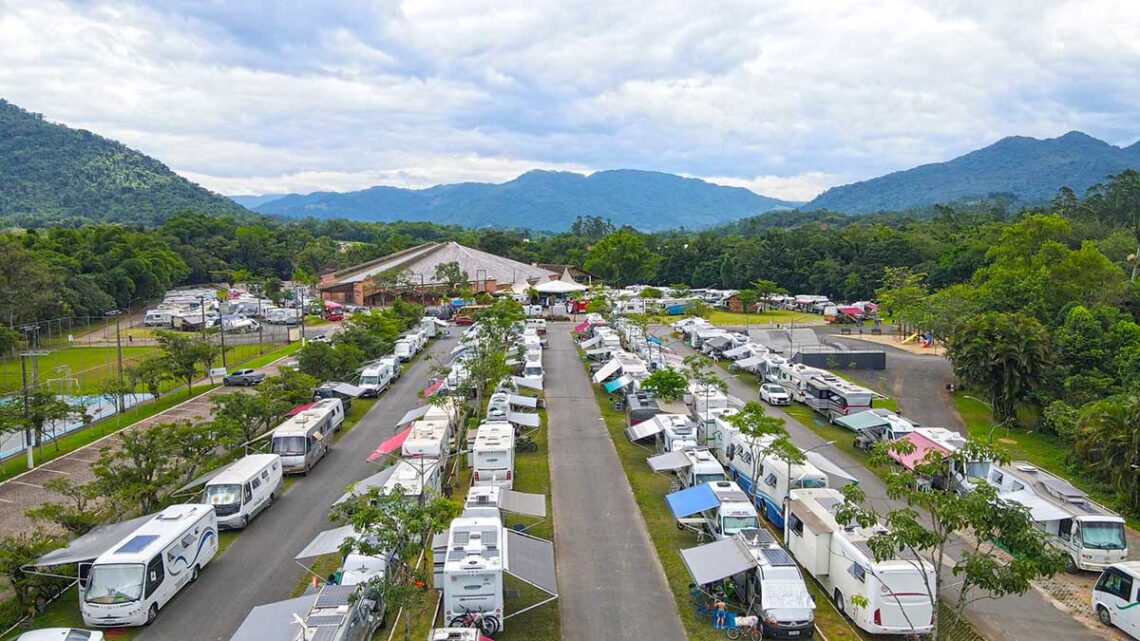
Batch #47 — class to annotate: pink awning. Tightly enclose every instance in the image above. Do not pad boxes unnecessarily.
[367,426,412,462]
[573,321,589,332]
[423,380,445,397]
[889,431,950,471]
[837,305,863,316]
[286,402,315,417]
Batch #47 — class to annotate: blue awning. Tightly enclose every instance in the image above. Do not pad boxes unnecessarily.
[603,375,633,393]
[665,483,719,519]
[648,336,662,345]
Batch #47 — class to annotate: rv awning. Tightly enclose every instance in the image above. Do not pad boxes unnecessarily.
[505,358,521,366]
[592,358,621,383]
[335,465,399,505]
[888,432,950,471]
[286,402,315,417]
[396,405,432,427]
[705,336,732,350]
[723,345,752,359]
[680,537,756,586]
[174,464,230,495]
[229,595,318,641]
[603,375,633,393]
[505,530,558,594]
[500,489,547,518]
[573,321,589,333]
[507,394,538,409]
[736,355,764,370]
[295,525,356,560]
[34,513,155,567]
[804,450,860,484]
[512,376,543,391]
[507,411,541,428]
[665,483,720,519]
[331,382,365,397]
[1000,489,1072,522]
[647,451,691,472]
[578,335,601,349]
[424,380,446,397]
[451,344,469,355]
[625,418,667,442]
[834,411,888,433]
[585,348,611,357]
[367,427,412,462]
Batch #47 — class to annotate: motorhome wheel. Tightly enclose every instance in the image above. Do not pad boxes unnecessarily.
[240,515,249,528]
[147,603,159,623]
[190,565,199,583]
[833,589,844,614]
[1096,605,1112,627]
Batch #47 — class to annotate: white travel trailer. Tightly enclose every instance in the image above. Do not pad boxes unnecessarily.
[358,363,394,397]
[786,488,935,636]
[1092,561,1140,637]
[143,310,173,328]
[686,382,730,417]
[402,418,453,460]
[270,399,344,474]
[472,423,514,489]
[442,512,505,631]
[394,339,415,362]
[81,505,218,627]
[726,432,828,527]
[202,454,282,529]
[666,480,761,540]
[986,462,1128,571]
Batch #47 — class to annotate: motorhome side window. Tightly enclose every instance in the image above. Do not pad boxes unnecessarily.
[1097,570,1133,600]
[145,556,164,597]
[789,513,804,537]
[1058,518,1073,541]
[251,477,261,490]
[764,473,778,488]
[244,484,253,503]
[848,563,866,583]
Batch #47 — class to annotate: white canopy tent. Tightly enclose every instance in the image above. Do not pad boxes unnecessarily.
[533,280,588,294]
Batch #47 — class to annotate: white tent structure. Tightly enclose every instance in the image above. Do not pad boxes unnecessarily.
[533,280,587,294]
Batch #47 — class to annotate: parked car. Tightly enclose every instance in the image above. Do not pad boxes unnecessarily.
[759,383,791,406]
[224,368,266,386]
[16,630,104,641]
[454,316,475,326]
[309,334,331,344]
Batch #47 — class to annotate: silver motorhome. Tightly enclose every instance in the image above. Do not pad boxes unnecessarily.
[270,399,344,474]
[202,454,282,529]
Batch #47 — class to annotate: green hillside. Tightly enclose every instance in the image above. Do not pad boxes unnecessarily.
[0,99,249,226]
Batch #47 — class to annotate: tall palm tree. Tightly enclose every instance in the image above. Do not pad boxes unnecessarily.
[947,312,1051,422]
[1075,394,1140,512]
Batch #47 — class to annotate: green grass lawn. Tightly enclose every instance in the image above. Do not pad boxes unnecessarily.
[2,587,140,641]
[706,309,821,327]
[0,346,160,394]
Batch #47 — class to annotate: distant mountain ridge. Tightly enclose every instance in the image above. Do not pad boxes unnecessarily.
[806,131,1140,213]
[248,169,800,231]
[0,99,248,226]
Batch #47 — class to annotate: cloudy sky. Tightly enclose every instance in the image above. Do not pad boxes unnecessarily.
[2,0,1138,200]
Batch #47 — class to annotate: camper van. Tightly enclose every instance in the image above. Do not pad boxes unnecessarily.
[378,356,402,381]
[986,462,1128,571]
[472,423,515,489]
[442,512,504,632]
[704,481,761,539]
[81,505,218,627]
[394,339,414,362]
[291,583,386,641]
[202,454,282,529]
[520,359,544,386]
[1092,562,1140,637]
[402,418,453,460]
[785,488,935,636]
[737,528,816,638]
[727,433,828,527]
[676,449,728,489]
[143,311,173,328]
[270,399,344,474]
[359,364,394,397]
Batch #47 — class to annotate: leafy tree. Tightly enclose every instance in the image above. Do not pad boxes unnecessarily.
[684,300,711,318]
[25,476,105,536]
[875,266,928,328]
[835,439,1070,638]
[640,367,688,401]
[96,377,134,416]
[0,324,20,355]
[7,391,88,453]
[92,424,181,514]
[210,392,274,448]
[569,215,616,241]
[298,341,364,382]
[155,331,219,395]
[164,419,231,486]
[367,268,415,306]
[947,312,1051,423]
[735,289,759,327]
[432,260,469,295]
[127,355,172,401]
[583,229,660,286]
[1073,394,1140,514]
[585,297,608,314]
[639,286,663,299]
[259,369,321,416]
[0,530,64,610]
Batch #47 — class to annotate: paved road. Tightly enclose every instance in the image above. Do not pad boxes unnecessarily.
[655,328,1108,641]
[546,327,686,641]
[139,335,454,641]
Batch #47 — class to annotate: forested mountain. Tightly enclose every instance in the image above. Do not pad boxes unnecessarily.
[0,99,249,226]
[229,194,286,208]
[806,131,1140,213]
[251,169,800,231]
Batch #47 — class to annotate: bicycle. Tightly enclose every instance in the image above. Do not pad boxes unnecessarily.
[516,435,539,452]
[448,607,501,636]
[724,615,762,640]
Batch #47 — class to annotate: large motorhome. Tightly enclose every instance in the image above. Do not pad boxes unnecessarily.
[785,488,935,636]
[442,512,505,630]
[676,449,728,489]
[81,505,218,627]
[803,376,875,421]
[986,462,1128,571]
[270,399,344,474]
[402,418,453,460]
[726,433,828,527]
[775,363,833,404]
[290,583,386,641]
[202,454,282,529]
[472,423,515,489]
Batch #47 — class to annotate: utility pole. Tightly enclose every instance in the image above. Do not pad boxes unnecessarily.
[115,316,124,411]
[20,350,48,470]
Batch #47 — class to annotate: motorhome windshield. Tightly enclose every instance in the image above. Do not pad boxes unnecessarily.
[694,472,726,486]
[272,436,307,456]
[85,564,144,604]
[204,483,241,506]
[360,374,380,385]
[1083,522,1126,550]
[794,477,827,490]
[722,515,760,534]
[523,365,543,377]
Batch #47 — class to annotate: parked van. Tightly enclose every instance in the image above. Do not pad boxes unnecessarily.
[525,318,546,334]
[786,488,935,636]
[81,505,217,627]
[419,317,439,339]
[270,399,343,474]
[202,454,282,529]
[521,359,544,385]
[143,311,173,328]
[472,423,514,489]
[394,339,414,362]
[378,355,402,381]
[1092,562,1140,637]
[359,364,393,397]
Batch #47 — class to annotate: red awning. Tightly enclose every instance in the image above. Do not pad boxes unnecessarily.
[889,432,950,471]
[423,380,445,397]
[367,426,412,462]
[837,305,863,316]
[573,321,589,332]
[286,402,315,417]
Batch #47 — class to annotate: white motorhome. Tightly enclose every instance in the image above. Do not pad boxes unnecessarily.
[486,392,510,422]
[442,512,505,630]
[785,488,935,636]
[202,454,282,529]
[525,318,546,335]
[81,505,218,627]
[143,311,173,328]
[658,414,699,452]
[1092,561,1140,637]
[420,317,439,339]
[521,359,544,386]
[776,363,833,404]
[803,376,875,421]
[270,399,344,474]
[394,339,415,362]
[381,458,442,501]
[986,462,1128,571]
[291,583,386,641]
[378,355,401,381]
[686,382,729,418]
[410,330,428,351]
[676,449,728,489]
[358,363,394,397]
[472,423,515,489]
[726,433,828,528]
[402,418,453,460]
[668,481,761,540]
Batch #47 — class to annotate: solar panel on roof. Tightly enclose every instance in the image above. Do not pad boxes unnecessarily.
[760,548,796,567]
[314,585,356,608]
[817,497,842,513]
[310,625,340,641]
[306,614,346,627]
[115,534,159,554]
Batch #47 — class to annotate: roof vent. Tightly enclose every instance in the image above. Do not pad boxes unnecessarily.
[1016,465,1038,474]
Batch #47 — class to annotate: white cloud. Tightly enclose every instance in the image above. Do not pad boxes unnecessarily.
[1,0,1138,200]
